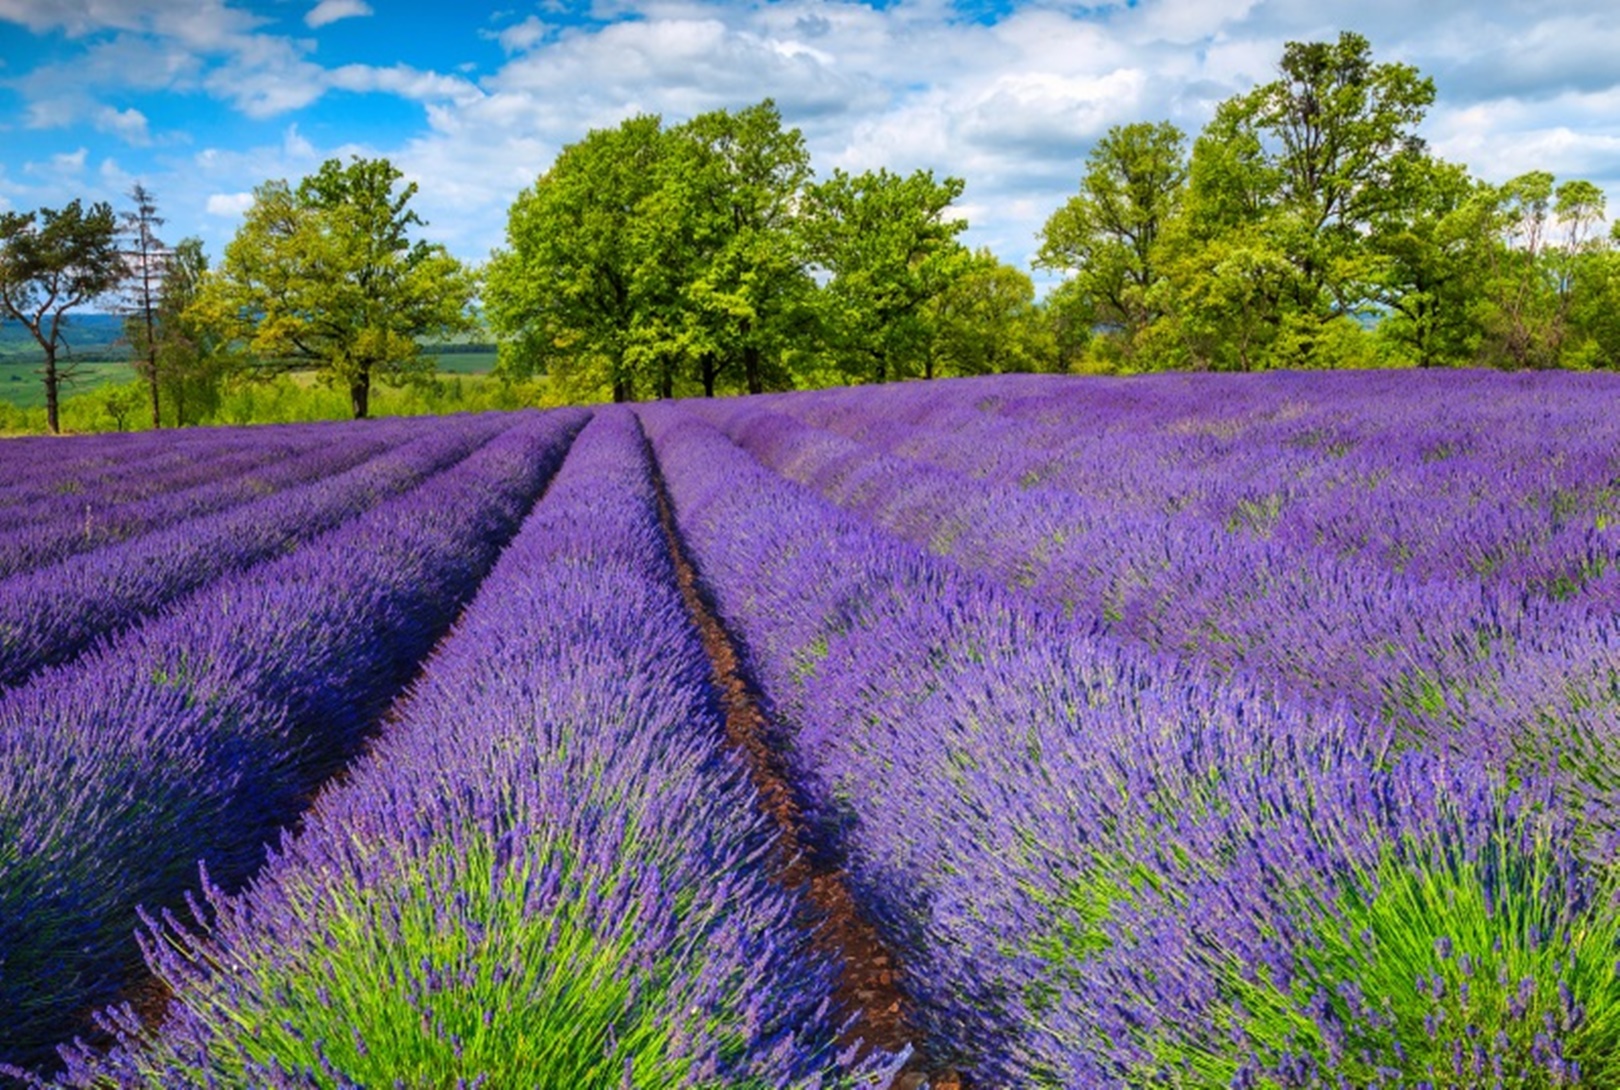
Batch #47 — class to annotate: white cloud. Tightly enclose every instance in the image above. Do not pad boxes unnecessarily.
[487,14,548,54]
[22,148,89,180]
[327,64,483,106]
[305,0,373,30]
[93,105,151,145]
[97,155,134,190]
[0,1,266,49]
[204,191,254,216]
[4,0,1620,277]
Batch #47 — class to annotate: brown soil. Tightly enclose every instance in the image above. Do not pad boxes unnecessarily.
[645,433,961,1089]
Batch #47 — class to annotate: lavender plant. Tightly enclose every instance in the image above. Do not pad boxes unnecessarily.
[641,400,1620,1087]
[0,414,512,690]
[0,409,586,1073]
[50,408,903,1088]
[0,425,404,579]
[694,390,1620,805]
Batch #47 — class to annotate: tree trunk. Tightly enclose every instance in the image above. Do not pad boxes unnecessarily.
[612,379,630,403]
[658,362,673,400]
[146,345,160,428]
[349,368,371,419]
[743,346,763,395]
[701,353,718,398]
[43,349,61,435]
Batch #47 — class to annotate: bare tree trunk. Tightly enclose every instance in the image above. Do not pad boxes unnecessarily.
[144,332,160,427]
[743,346,763,395]
[43,350,61,435]
[349,368,371,419]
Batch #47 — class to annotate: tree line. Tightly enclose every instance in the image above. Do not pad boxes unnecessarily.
[1037,32,1620,372]
[0,160,475,433]
[2,31,1614,432]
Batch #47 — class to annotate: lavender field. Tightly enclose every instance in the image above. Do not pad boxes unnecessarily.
[3,371,1619,1089]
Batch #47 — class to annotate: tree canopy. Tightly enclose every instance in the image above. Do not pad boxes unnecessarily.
[0,199,124,433]
[194,156,477,418]
[11,29,1618,437]
[1038,31,1620,373]
[486,103,976,399]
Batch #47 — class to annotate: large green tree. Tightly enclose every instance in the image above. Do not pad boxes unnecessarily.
[1173,31,1436,366]
[653,100,816,396]
[486,115,668,403]
[798,167,969,383]
[924,248,1052,377]
[0,199,124,434]
[158,238,231,425]
[489,104,822,401]
[1367,156,1493,367]
[1472,172,1615,369]
[1036,121,1187,363]
[196,157,475,418]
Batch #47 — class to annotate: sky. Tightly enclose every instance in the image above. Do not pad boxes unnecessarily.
[2,0,1618,285]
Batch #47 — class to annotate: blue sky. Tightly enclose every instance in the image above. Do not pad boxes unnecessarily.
[2,0,1618,279]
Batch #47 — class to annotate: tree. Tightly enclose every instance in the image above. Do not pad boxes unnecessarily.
[799,167,969,383]
[1182,31,1436,363]
[486,116,669,403]
[196,157,476,418]
[1472,173,1613,370]
[654,100,816,396]
[1367,156,1493,367]
[1035,121,1187,361]
[119,184,171,427]
[160,238,230,424]
[1150,219,1299,371]
[1562,213,1620,369]
[0,199,124,433]
[1473,172,1561,369]
[924,248,1051,377]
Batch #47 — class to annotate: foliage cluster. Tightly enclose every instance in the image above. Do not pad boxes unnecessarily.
[1037,32,1620,372]
[483,101,1053,401]
[4,30,1617,435]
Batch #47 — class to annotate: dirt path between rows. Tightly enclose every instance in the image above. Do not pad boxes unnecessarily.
[644,431,960,1090]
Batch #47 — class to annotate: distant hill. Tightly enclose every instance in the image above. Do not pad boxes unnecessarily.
[0,314,129,362]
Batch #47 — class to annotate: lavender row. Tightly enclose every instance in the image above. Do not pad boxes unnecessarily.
[757,372,1620,598]
[693,397,1620,796]
[52,407,903,1089]
[0,425,411,580]
[641,402,1620,1087]
[0,414,512,691]
[0,420,400,529]
[0,428,241,516]
[0,434,303,539]
[0,408,586,1073]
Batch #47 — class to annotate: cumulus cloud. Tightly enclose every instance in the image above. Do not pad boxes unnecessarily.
[204,191,255,216]
[0,0,266,49]
[3,0,1619,274]
[23,148,89,179]
[486,14,549,54]
[93,105,152,144]
[306,0,372,29]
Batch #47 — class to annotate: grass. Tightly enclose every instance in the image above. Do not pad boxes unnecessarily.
[0,361,139,410]
[1143,816,1620,1087]
[0,344,498,416]
[0,352,553,435]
